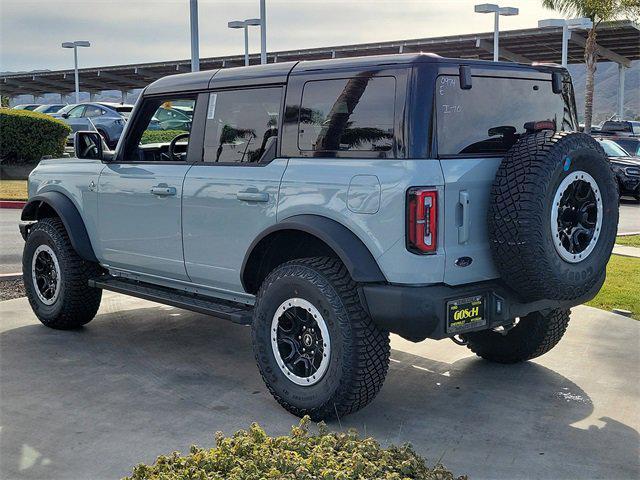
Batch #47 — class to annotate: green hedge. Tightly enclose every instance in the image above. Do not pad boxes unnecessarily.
[140,130,187,145]
[0,108,71,163]
[125,417,466,480]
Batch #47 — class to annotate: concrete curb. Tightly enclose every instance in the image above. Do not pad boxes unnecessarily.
[618,231,640,236]
[0,200,26,209]
[0,273,22,281]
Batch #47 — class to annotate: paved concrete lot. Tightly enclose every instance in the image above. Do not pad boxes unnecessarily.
[619,200,640,235]
[1,292,638,480]
[0,208,22,274]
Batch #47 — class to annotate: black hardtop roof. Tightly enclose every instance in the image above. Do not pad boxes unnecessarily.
[144,52,566,95]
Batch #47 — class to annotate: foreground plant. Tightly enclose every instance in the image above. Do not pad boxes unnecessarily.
[124,417,466,480]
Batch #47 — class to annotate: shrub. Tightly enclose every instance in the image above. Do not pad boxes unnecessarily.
[125,417,467,480]
[0,108,70,163]
[140,130,187,145]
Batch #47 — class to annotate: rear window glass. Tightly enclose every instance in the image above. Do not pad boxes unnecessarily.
[298,76,395,153]
[435,75,575,156]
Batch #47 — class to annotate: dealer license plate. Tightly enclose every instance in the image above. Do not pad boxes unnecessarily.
[446,295,486,334]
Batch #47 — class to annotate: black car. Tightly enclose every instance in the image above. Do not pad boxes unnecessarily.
[597,138,640,201]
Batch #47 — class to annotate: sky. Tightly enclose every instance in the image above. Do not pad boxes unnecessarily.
[0,0,560,73]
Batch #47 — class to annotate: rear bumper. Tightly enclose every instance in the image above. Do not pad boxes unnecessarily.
[360,276,604,342]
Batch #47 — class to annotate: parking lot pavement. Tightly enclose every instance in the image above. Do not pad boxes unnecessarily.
[619,200,640,235]
[1,293,638,480]
[0,208,23,274]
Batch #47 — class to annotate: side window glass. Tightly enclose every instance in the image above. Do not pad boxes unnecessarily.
[203,87,281,163]
[122,98,196,162]
[67,105,85,118]
[85,106,105,118]
[298,76,395,154]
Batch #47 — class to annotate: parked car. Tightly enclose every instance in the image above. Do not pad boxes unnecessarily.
[20,54,619,420]
[600,120,640,135]
[596,138,640,201]
[12,104,41,111]
[148,103,193,131]
[610,136,640,157]
[52,102,134,148]
[33,104,67,115]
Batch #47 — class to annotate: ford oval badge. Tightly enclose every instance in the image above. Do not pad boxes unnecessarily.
[455,256,473,267]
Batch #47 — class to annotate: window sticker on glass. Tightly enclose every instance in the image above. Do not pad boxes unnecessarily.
[207,93,218,119]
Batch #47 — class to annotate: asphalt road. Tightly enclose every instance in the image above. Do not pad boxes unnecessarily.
[1,201,638,275]
[0,293,637,479]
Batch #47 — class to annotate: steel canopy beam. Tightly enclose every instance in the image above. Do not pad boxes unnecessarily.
[475,38,532,63]
[569,32,632,67]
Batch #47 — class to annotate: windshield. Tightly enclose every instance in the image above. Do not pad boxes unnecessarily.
[56,104,76,114]
[599,139,629,157]
[34,105,59,113]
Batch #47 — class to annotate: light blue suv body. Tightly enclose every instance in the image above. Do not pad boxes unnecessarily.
[23,54,618,418]
[25,54,587,332]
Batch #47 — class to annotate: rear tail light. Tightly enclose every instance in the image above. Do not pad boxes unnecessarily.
[407,187,438,254]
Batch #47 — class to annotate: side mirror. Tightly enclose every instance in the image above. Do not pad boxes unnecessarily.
[61,113,70,119]
[74,131,106,160]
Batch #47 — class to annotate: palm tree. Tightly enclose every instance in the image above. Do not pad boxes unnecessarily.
[541,0,639,133]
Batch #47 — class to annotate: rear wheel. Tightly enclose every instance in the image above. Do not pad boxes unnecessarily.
[252,257,390,420]
[23,217,102,329]
[463,309,570,364]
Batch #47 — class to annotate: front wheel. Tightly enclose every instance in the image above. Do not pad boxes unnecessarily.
[252,257,390,420]
[23,217,102,329]
[462,309,570,364]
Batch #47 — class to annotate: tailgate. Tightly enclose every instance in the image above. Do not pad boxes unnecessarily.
[440,157,501,285]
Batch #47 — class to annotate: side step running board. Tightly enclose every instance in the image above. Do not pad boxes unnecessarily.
[89,276,253,325]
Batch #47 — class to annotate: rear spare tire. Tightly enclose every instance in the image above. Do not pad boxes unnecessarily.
[489,131,618,301]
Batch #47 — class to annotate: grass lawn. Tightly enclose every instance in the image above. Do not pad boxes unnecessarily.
[0,180,28,201]
[587,255,640,320]
[616,235,640,248]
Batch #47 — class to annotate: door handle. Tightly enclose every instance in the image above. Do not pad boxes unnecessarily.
[458,190,470,244]
[237,189,269,202]
[150,185,177,196]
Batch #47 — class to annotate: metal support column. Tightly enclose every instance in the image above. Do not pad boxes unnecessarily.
[259,0,267,64]
[190,0,200,72]
[617,63,626,119]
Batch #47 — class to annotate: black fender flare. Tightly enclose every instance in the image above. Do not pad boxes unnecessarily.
[21,191,98,263]
[241,214,386,291]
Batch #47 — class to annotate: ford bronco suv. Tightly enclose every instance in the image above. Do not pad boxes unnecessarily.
[21,54,618,420]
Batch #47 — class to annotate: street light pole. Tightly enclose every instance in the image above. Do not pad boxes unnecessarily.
[538,18,592,68]
[244,24,250,66]
[474,4,518,62]
[492,10,500,62]
[73,45,79,102]
[190,0,200,72]
[62,41,90,103]
[259,0,267,64]
[228,19,261,67]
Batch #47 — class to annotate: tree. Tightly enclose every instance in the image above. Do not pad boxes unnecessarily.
[1,95,9,108]
[541,0,640,133]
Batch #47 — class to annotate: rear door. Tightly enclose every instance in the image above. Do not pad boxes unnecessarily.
[182,86,286,293]
[435,73,575,285]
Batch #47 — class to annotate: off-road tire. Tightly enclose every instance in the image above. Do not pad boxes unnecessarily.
[489,131,618,301]
[23,217,102,329]
[252,257,390,420]
[463,309,570,364]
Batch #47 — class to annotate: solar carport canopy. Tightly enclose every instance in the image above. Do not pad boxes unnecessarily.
[1,20,638,98]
